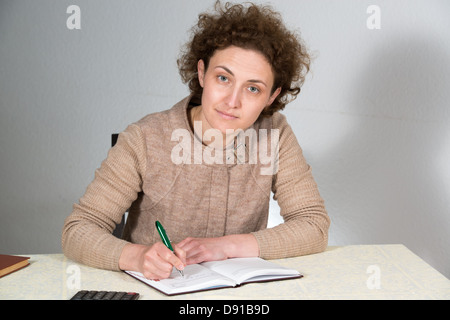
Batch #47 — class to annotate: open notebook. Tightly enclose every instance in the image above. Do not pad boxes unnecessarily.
[125,257,302,296]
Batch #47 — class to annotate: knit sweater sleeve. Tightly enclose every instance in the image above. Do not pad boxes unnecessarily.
[252,113,330,259]
[61,124,147,271]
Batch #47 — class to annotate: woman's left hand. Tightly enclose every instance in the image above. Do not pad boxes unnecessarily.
[176,234,259,265]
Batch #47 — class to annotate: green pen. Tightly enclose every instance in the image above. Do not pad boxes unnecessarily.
[155,221,184,277]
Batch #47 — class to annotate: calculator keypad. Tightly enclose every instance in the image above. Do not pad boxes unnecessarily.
[70,290,139,300]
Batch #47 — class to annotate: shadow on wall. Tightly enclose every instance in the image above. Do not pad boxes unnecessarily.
[323,35,450,276]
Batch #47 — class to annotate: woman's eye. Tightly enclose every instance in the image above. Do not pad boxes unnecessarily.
[248,86,260,94]
[218,75,228,82]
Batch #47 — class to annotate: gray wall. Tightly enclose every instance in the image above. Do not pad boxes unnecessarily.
[1,0,449,278]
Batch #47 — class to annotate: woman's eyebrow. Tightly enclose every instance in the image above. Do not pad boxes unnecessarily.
[215,65,234,76]
[215,66,268,87]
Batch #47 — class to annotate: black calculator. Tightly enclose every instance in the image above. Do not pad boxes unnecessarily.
[70,290,139,300]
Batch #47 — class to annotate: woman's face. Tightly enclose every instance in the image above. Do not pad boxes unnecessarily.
[196,46,280,134]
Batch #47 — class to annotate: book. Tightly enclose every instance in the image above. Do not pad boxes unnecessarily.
[0,254,30,278]
[125,257,302,296]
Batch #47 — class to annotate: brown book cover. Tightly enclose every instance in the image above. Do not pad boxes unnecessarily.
[0,254,30,278]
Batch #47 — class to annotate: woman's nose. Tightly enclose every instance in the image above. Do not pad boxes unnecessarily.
[225,87,242,109]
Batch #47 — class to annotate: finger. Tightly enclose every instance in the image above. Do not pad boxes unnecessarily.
[163,249,185,271]
[141,243,175,279]
[142,259,172,280]
[183,244,210,264]
[184,242,207,260]
[177,238,204,257]
[154,242,185,271]
[176,237,194,249]
[185,251,210,265]
[173,244,187,266]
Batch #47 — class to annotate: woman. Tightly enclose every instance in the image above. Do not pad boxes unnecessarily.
[62,1,330,280]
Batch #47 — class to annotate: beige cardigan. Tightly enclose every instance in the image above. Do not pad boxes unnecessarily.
[62,96,330,271]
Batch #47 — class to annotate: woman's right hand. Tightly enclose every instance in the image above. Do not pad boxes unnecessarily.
[119,242,186,280]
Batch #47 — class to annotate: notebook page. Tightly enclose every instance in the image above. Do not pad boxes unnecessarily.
[126,263,235,295]
[201,257,300,284]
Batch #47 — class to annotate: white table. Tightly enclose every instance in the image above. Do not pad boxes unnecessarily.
[1,245,449,300]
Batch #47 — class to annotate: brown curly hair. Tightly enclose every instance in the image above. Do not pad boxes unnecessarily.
[177,1,311,117]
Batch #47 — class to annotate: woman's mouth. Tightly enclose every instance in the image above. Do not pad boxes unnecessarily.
[217,110,238,120]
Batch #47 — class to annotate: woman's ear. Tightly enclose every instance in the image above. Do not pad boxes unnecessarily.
[267,87,281,106]
[197,59,205,88]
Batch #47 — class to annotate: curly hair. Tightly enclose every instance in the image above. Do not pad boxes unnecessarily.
[177,1,311,117]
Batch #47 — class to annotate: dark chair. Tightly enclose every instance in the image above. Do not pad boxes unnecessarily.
[111,133,126,238]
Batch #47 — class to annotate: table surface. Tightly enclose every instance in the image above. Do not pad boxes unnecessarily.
[1,244,449,300]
